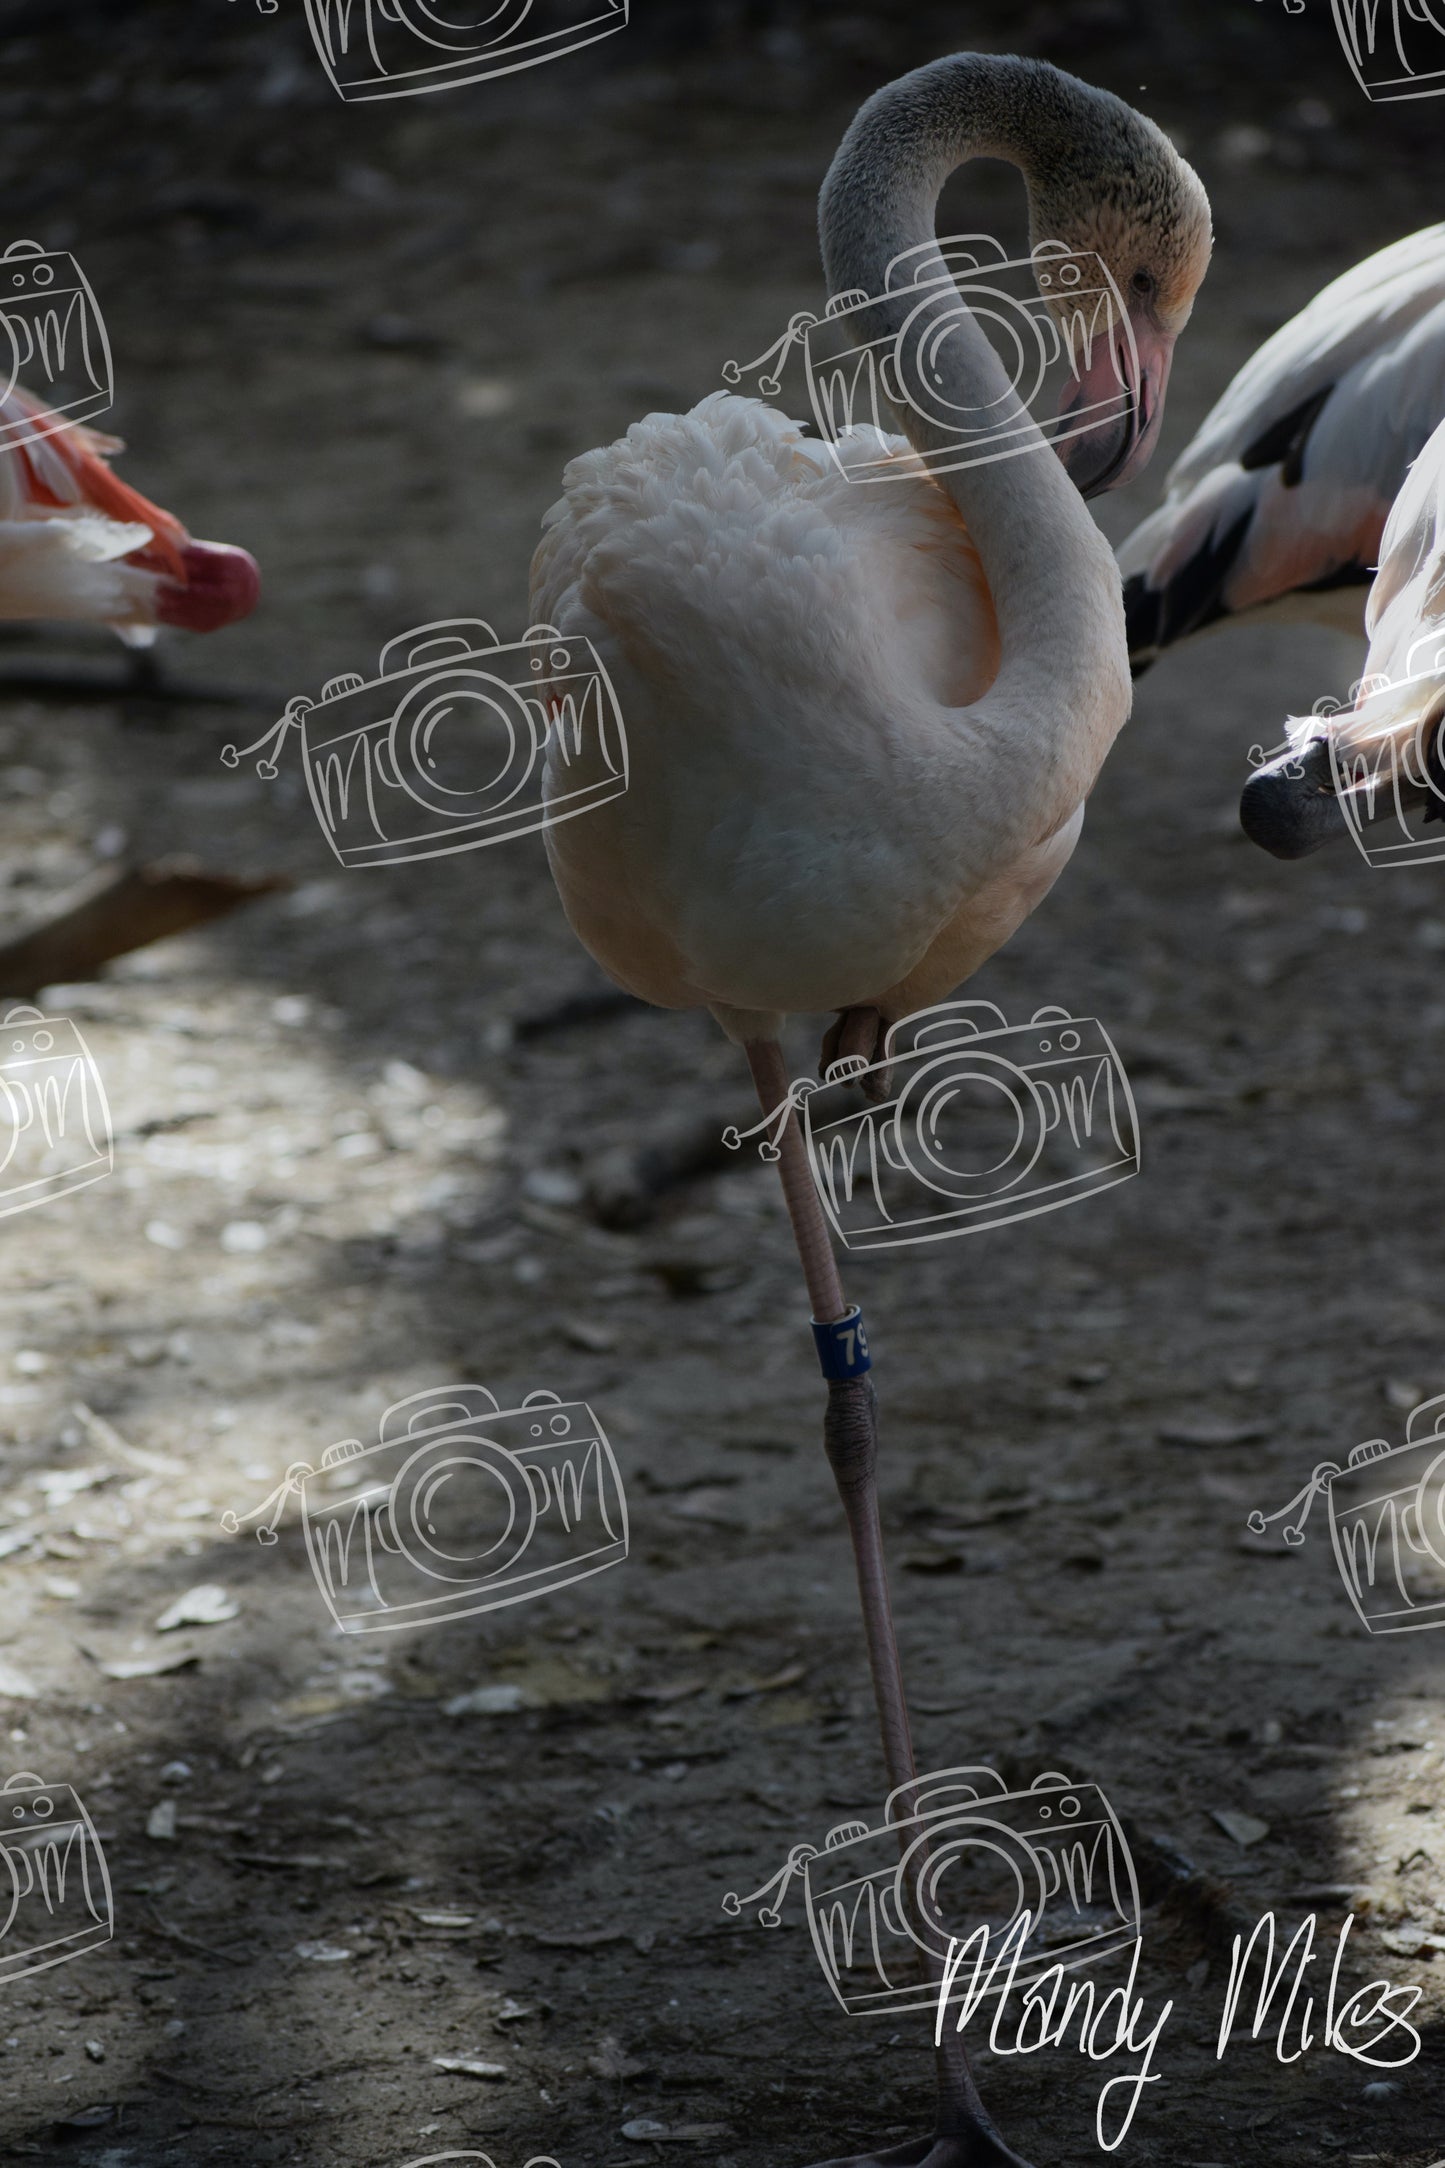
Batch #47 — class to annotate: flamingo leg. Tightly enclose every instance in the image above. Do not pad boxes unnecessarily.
[744,1042,1034,2168]
[819,1004,892,1104]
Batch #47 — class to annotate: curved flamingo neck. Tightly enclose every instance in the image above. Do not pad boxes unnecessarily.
[818,54,1129,825]
[820,54,1061,305]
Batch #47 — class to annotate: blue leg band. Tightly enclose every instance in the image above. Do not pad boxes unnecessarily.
[812,1305,872,1380]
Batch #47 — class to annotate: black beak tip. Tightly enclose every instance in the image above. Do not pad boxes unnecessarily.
[1063,379,1141,502]
[1239,742,1346,860]
[1238,777,1320,860]
[1076,418,1137,502]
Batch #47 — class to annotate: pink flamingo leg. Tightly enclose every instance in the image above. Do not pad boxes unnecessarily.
[745,1039,1034,2168]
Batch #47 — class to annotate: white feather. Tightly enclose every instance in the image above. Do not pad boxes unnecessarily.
[1120,225,1445,638]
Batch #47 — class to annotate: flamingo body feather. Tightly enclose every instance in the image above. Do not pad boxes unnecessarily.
[1121,224,1445,661]
[533,391,1111,1042]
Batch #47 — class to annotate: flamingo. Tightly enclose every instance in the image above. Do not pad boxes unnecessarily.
[531,52,1211,2168]
[1119,225,1445,671]
[0,384,258,636]
[1241,404,1445,858]
[0,382,263,993]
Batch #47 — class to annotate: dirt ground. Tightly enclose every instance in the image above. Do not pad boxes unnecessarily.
[1,1,1445,2163]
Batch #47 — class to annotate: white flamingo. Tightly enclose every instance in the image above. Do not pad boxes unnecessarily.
[1243,404,1445,858]
[1120,225,1445,670]
[533,52,1210,2168]
[0,384,258,635]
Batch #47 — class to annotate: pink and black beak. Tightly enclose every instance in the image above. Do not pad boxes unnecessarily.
[155,541,261,634]
[1056,316,1176,501]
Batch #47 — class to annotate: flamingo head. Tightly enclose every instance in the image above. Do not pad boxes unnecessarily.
[1241,650,1445,860]
[1239,736,1348,860]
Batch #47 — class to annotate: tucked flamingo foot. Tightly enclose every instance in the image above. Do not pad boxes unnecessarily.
[819,1004,891,1103]
[801,2130,1036,2168]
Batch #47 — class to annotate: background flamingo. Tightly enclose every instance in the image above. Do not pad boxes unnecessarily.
[532,51,1210,2168]
[0,383,258,636]
[0,383,266,994]
[1119,224,1445,670]
[1242,402,1445,857]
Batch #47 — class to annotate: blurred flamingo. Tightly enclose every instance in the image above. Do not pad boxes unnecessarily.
[0,385,258,637]
[1242,404,1445,857]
